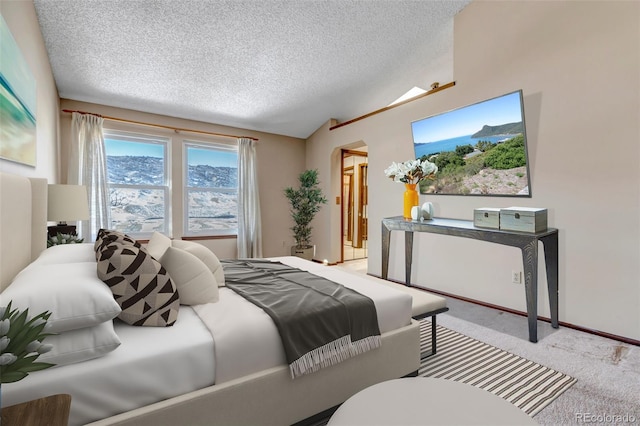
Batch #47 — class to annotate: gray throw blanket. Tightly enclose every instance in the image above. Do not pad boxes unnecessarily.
[222,259,381,378]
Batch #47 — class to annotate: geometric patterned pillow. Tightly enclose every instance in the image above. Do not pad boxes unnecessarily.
[94,229,141,260]
[94,228,125,250]
[96,245,179,327]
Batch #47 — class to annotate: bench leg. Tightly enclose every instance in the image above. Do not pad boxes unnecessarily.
[420,315,438,359]
[415,307,448,360]
[431,315,437,355]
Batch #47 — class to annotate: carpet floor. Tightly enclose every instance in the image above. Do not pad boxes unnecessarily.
[304,318,577,426]
[419,319,577,416]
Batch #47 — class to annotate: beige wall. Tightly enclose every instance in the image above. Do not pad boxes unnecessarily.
[60,99,306,258]
[307,1,640,340]
[0,1,58,181]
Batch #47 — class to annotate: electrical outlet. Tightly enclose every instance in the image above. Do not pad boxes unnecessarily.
[512,271,522,284]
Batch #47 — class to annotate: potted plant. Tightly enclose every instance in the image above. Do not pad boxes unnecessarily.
[284,169,328,260]
[47,232,84,248]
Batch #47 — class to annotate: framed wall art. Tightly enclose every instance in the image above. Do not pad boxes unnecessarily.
[0,14,37,167]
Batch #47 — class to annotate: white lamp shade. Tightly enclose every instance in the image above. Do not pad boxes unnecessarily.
[47,184,90,223]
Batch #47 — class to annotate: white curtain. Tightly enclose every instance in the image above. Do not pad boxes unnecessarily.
[69,112,110,242]
[237,138,262,258]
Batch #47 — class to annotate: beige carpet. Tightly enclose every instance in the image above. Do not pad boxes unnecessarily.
[420,319,576,416]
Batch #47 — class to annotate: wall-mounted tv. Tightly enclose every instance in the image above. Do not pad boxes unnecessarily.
[411,90,532,197]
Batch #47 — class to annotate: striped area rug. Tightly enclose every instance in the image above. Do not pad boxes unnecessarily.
[419,319,577,416]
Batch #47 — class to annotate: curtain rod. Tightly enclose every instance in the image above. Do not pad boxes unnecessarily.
[329,81,456,131]
[61,109,259,141]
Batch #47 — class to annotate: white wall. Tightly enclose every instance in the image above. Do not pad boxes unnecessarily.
[0,1,58,181]
[306,1,640,341]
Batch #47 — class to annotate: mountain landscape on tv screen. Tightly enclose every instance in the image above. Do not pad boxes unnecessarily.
[471,122,524,138]
[416,126,529,196]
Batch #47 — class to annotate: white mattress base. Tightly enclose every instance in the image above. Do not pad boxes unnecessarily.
[87,320,421,426]
[1,308,215,426]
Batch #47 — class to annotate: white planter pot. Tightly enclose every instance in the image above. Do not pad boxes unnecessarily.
[291,245,314,260]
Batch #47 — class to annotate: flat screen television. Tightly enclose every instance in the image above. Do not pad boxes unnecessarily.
[411,90,532,197]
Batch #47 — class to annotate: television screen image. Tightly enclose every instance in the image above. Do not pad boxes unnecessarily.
[411,90,532,197]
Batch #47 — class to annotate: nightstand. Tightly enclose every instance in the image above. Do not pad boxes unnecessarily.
[1,394,71,426]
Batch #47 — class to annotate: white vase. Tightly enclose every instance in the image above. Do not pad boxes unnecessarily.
[421,202,434,220]
[410,206,421,221]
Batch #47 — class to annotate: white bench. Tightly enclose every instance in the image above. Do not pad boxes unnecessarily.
[367,275,449,357]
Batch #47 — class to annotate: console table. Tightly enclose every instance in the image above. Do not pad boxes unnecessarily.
[381,216,559,343]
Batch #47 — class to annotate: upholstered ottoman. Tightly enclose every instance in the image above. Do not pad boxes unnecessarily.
[327,378,536,425]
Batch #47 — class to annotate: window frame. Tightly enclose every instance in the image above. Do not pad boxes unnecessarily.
[103,129,171,240]
[183,139,239,237]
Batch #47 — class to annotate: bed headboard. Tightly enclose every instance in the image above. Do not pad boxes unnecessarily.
[0,172,48,291]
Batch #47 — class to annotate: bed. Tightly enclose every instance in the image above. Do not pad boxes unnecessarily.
[0,172,420,426]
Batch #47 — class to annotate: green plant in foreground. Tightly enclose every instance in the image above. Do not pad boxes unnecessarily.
[1,302,55,383]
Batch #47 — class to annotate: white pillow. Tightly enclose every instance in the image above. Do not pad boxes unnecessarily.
[172,239,225,286]
[146,231,172,261]
[38,320,121,367]
[33,243,96,265]
[3,262,121,333]
[160,247,219,305]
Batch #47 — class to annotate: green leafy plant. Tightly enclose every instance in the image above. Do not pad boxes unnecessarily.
[483,135,527,169]
[47,232,84,248]
[284,170,328,249]
[455,144,474,157]
[1,302,55,383]
[431,151,463,174]
[475,140,496,152]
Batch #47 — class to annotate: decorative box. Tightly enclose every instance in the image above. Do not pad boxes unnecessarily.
[473,208,501,229]
[499,207,548,233]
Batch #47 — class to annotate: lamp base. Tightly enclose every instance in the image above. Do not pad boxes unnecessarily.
[48,225,77,238]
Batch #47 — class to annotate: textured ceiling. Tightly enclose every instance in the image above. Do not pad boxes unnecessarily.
[33,0,469,138]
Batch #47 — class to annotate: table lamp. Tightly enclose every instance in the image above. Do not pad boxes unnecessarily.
[47,184,90,237]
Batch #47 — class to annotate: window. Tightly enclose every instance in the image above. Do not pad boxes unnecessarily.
[184,141,238,236]
[103,130,170,238]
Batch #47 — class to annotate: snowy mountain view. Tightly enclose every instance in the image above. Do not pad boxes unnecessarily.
[107,155,237,234]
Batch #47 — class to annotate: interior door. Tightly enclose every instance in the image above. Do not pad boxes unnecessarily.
[343,170,354,242]
[356,163,368,249]
[341,150,368,261]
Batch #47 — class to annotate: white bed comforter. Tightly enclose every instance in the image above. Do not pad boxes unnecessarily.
[194,256,412,383]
